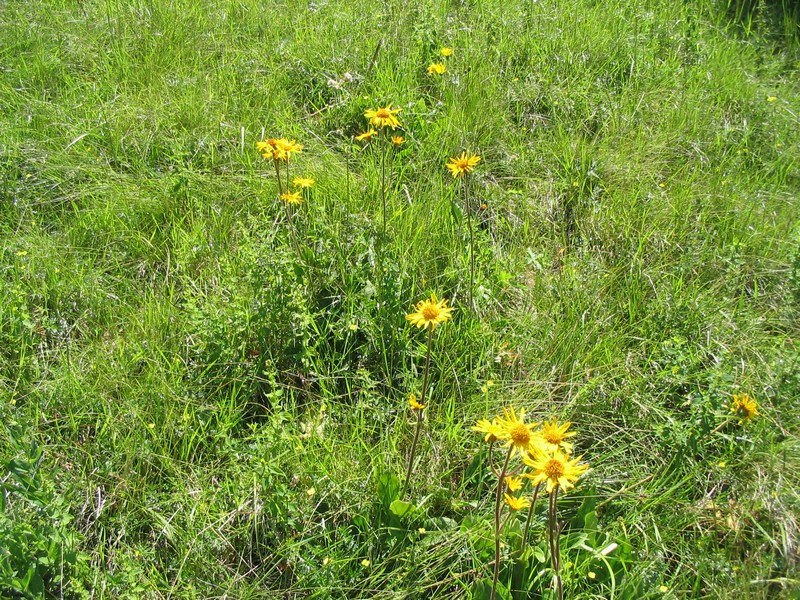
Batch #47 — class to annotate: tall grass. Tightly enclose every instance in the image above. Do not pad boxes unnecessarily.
[1,0,799,597]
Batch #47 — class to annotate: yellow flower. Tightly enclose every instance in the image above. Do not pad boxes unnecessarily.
[523,449,589,494]
[446,151,481,178]
[391,135,406,146]
[440,47,453,57]
[408,394,426,411]
[280,191,303,205]
[505,476,524,493]
[355,129,378,141]
[472,418,507,443]
[767,96,777,102]
[275,138,303,159]
[257,138,302,161]
[361,559,370,567]
[405,293,454,330]
[538,417,577,453]
[256,138,279,159]
[427,63,446,75]
[292,177,315,188]
[504,493,531,511]
[495,406,540,458]
[730,393,759,424]
[306,487,316,497]
[364,104,402,129]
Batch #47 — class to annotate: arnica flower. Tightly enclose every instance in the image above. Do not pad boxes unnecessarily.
[447,151,481,178]
[409,394,426,411]
[472,418,506,443]
[406,293,454,330]
[440,47,453,57]
[355,129,377,142]
[391,135,406,146]
[505,475,524,493]
[364,104,402,129]
[523,449,589,494]
[495,406,540,458]
[427,63,446,75]
[292,177,315,188]
[504,493,531,511]
[538,417,577,453]
[280,190,303,205]
[275,138,303,159]
[256,139,279,159]
[730,393,759,424]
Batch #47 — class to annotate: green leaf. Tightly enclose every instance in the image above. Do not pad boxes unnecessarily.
[389,499,415,518]
[376,471,400,509]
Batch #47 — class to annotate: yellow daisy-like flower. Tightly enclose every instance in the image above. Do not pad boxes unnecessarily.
[495,406,540,458]
[391,135,406,146]
[280,190,303,205]
[427,63,446,75]
[440,47,453,57]
[446,151,481,178]
[409,394,426,411]
[472,418,507,443]
[504,493,531,511]
[256,138,279,159]
[730,393,759,424]
[405,293,454,330]
[523,449,589,494]
[355,129,378,142]
[292,177,315,188]
[538,417,577,453]
[505,475,524,493]
[274,138,303,159]
[364,104,402,129]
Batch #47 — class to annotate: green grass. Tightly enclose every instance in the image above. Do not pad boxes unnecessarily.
[1,0,799,597]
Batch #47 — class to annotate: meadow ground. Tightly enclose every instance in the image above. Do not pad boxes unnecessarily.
[1,0,799,598]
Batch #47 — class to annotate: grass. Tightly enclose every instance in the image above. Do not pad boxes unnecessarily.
[1,0,799,598]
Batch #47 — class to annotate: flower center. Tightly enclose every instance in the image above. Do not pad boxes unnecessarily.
[376,108,391,119]
[510,424,530,446]
[422,306,439,321]
[737,406,751,418]
[543,430,562,444]
[544,459,565,480]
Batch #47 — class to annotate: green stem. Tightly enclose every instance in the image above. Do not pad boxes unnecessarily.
[273,159,283,198]
[549,488,563,600]
[491,447,513,600]
[401,328,434,498]
[521,482,542,550]
[465,175,475,311]
[381,130,387,236]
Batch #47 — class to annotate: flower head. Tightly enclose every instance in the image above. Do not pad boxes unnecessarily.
[440,47,453,57]
[355,129,377,142]
[505,476,524,493]
[447,151,481,178]
[292,177,315,188]
[427,63,446,75]
[391,135,406,147]
[275,138,303,159]
[495,406,540,458]
[538,417,577,453]
[472,418,506,443]
[406,293,454,330]
[280,190,303,205]
[730,393,759,424]
[364,104,402,129]
[409,394,426,411]
[257,138,303,161]
[504,493,531,511]
[523,449,589,494]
